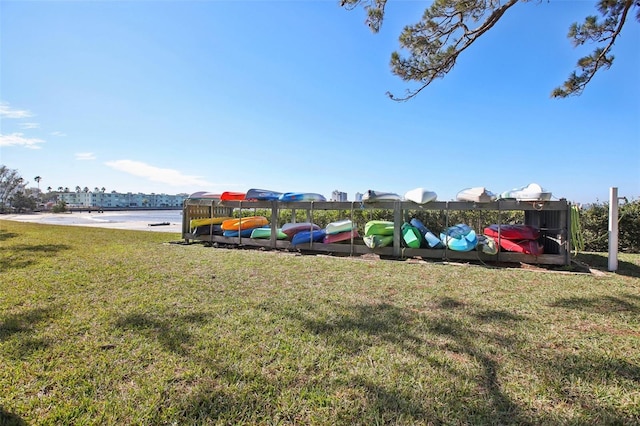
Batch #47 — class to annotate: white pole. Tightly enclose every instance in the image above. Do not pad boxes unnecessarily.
[608,187,618,272]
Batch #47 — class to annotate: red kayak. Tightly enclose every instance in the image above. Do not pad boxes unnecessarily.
[484,224,540,240]
[220,191,246,201]
[498,238,544,255]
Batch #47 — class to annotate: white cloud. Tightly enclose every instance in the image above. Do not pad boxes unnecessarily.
[20,122,40,129]
[0,102,33,119]
[75,152,96,160]
[51,131,67,137]
[0,132,45,149]
[105,160,213,187]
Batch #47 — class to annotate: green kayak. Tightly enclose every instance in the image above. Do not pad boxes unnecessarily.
[250,227,288,240]
[364,220,394,236]
[401,222,423,248]
[363,234,394,249]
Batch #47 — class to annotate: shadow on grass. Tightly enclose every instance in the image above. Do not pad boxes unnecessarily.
[0,406,27,426]
[0,230,19,241]
[575,252,640,278]
[1,243,71,270]
[287,299,534,425]
[550,294,639,314]
[0,306,58,359]
[113,311,210,355]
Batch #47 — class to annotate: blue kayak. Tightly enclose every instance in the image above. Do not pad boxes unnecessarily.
[410,218,444,248]
[245,188,283,201]
[223,227,262,237]
[440,224,478,252]
[291,229,327,246]
[279,192,327,202]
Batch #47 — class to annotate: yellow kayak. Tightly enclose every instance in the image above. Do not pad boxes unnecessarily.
[190,216,233,230]
[221,216,269,231]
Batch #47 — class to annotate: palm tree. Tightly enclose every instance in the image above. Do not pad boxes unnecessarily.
[47,186,52,193]
[75,186,81,193]
[64,187,69,193]
[58,186,64,192]
[34,176,42,190]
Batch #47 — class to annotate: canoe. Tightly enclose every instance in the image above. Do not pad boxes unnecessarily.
[223,228,254,238]
[325,219,353,235]
[282,222,320,238]
[363,234,394,249]
[245,188,283,201]
[484,224,540,240]
[456,187,496,203]
[498,238,544,255]
[364,220,394,237]
[250,227,288,239]
[291,229,326,246]
[362,190,402,202]
[477,235,498,255]
[440,224,478,252]
[220,191,246,201]
[278,192,327,202]
[323,229,359,244]
[221,216,269,231]
[498,183,552,201]
[193,224,223,237]
[404,188,437,204]
[409,218,444,248]
[190,216,233,230]
[401,222,423,248]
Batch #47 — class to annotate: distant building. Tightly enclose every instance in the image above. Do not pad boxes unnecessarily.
[354,192,363,202]
[57,190,187,209]
[331,190,348,202]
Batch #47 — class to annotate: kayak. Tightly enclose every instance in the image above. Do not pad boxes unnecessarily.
[282,222,320,239]
[477,235,498,255]
[440,224,478,252]
[401,222,423,248]
[323,229,359,244]
[278,192,327,202]
[497,183,552,201]
[220,191,246,201]
[190,216,233,230]
[362,190,402,202]
[498,238,544,255]
[250,227,288,239]
[404,188,437,204]
[325,219,353,235]
[291,229,326,246]
[484,224,540,240]
[363,234,394,248]
[409,218,444,248]
[193,224,223,237]
[245,188,283,201]
[456,187,496,203]
[223,228,254,238]
[221,216,269,231]
[364,220,394,237]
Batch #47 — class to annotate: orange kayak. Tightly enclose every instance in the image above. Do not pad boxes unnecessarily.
[221,216,269,231]
[220,191,246,201]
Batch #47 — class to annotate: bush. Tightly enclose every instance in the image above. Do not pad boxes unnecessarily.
[52,200,67,213]
[579,198,640,253]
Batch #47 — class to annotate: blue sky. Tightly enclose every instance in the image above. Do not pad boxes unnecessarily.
[1,0,638,203]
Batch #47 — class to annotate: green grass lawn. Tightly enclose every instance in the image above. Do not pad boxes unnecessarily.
[1,220,639,425]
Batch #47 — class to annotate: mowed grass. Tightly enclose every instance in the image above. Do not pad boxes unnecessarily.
[1,220,639,425]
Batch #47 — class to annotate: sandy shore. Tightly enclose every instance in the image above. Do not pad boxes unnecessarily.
[0,212,182,233]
